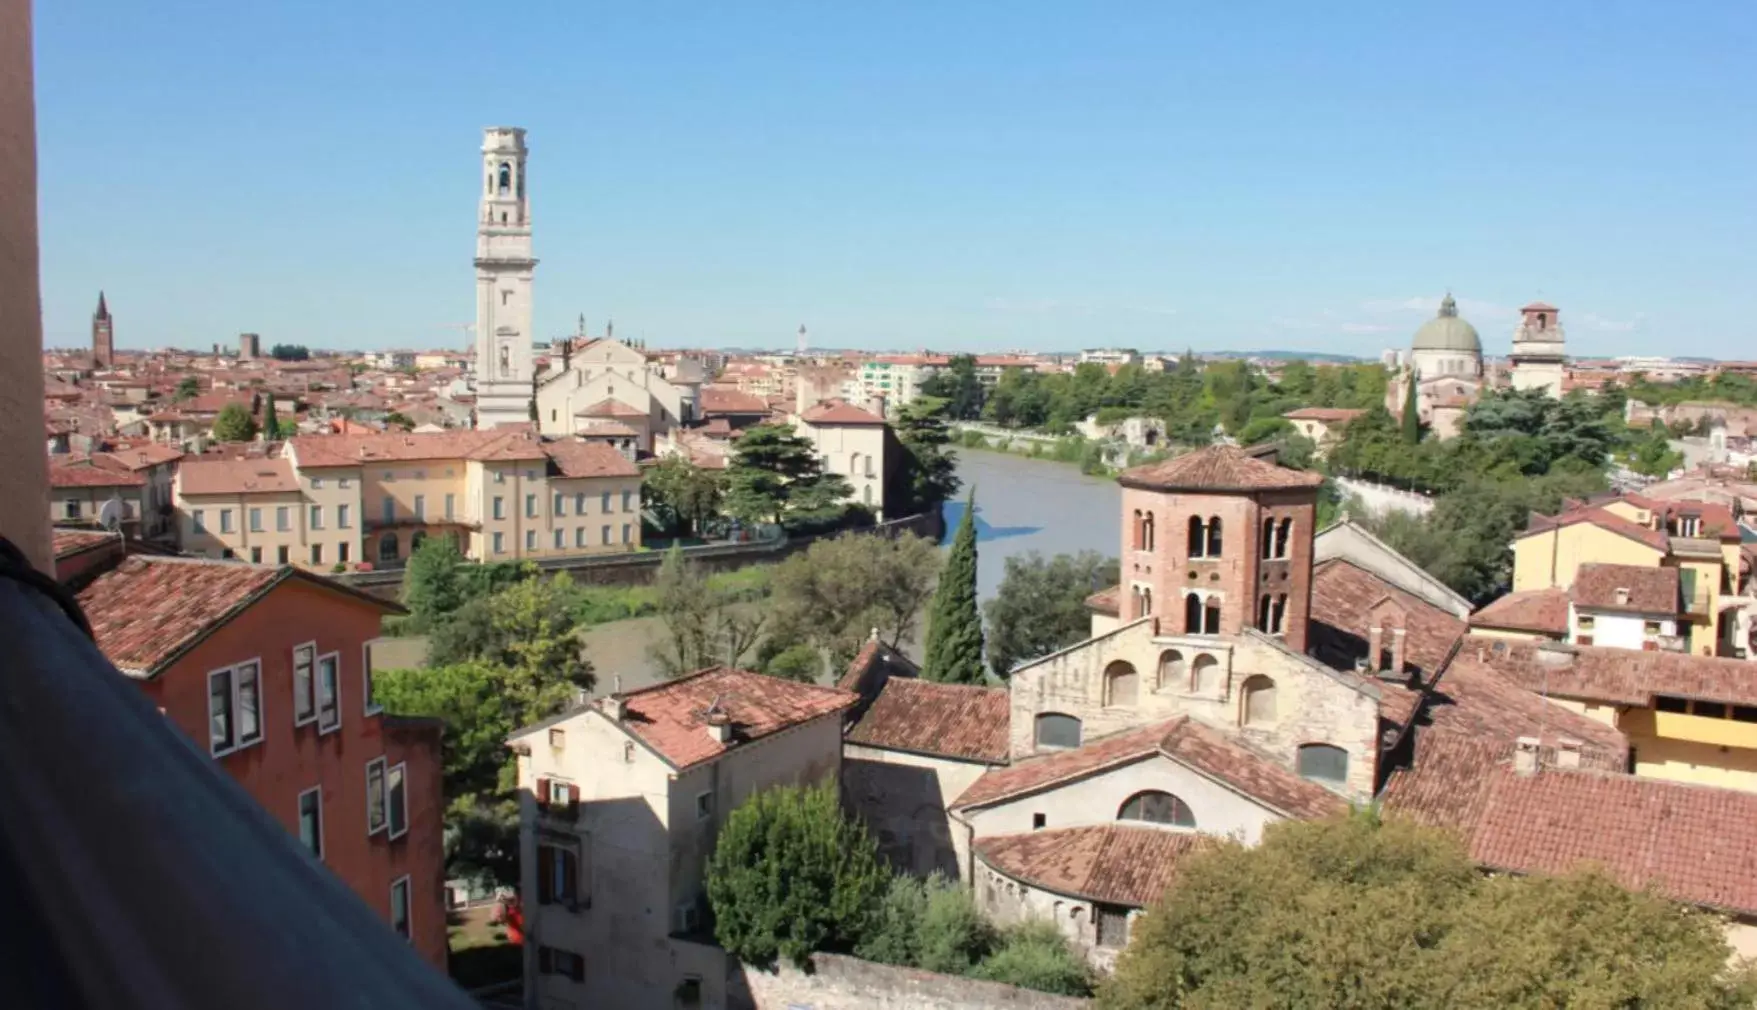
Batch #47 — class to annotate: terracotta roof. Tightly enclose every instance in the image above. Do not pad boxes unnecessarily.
[287,429,546,467]
[178,457,300,495]
[1308,558,1467,684]
[542,439,640,479]
[573,398,649,419]
[1520,506,1668,553]
[1570,563,1678,614]
[100,443,185,469]
[577,420,641,438]
[1521,301,1560,312]
[48,456,147,488]
[800,400,886,426]
[1084,584,1120,617]
[1282,407,1365,423]
[616,667,856,770]
[699,387,770,415]
[1470,636,1757,709]
[845,677,1010,764]
[53,528,118,559]
[976,825,1214,907]
[77,557,400,676]
[1469,587,1570,636]
[1423,643,1629,763]
[1119,444,1324,494]
[955,717,1345,820]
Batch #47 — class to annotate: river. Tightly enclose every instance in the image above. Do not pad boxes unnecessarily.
[943,449,1121,602]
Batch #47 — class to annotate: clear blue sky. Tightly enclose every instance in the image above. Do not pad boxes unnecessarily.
[32,1,1756,358]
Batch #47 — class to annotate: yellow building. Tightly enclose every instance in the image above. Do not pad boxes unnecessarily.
[175,429,643,571]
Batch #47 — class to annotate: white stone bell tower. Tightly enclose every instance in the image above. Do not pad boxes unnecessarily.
[474,127,538,428]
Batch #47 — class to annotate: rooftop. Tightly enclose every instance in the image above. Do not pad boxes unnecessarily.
[800,400,886,426]
[976,825,1214,908]
[698,387,771,415]
[52,528,118,559]
[1469,635,1757,709]
[1282,407,1366,423]
[611,667,855,770]
[573,398,649,419]
[48,455,147,488]
[178,457,300,496]
[1570,563,1678,614]
[1118,444,1324,495]
[844,677,1010,764]
[542,438,641,480]
[1469,587,1571,636]
[287,429,546,467]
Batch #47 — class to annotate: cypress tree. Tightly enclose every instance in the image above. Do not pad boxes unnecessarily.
[922,488,985,684]
[263,393,281,440]
[1400,373,1421,445]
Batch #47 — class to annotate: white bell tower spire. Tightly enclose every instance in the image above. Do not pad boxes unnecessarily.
[474,126,538,428]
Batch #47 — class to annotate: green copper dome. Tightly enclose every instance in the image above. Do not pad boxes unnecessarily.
[1411,294,1481,353]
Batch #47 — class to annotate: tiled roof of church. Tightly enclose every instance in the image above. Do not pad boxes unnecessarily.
[1308,558,1467,681]
[975,825,1215,908]
[844,677,1010,764]
[1084,584,1120,616]
[1118,444,1324,494]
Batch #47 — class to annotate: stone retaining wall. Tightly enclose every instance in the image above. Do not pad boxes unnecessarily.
[737,953,1089,1010]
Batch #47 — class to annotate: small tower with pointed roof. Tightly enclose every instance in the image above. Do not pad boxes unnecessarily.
[92,291,114,368]
[1509,301,1566,398]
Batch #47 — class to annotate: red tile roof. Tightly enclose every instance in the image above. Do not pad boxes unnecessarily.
[542,439,640,479]
[77,556,399,676]
[1423,643,1629,763]
[1469,587,1570,636]
[1084,585,1120,617]
[976,825,1214,907]
[177,457,300,495]
[287,429,546,467]
[1282,407,1365,423]
[955,717,1345,820]
[53,528,118,559]
[699,387,771,416]
[845,677,1010,764]
[1309,558,1467,681]
[800,400,886,426]
[1521,506,1668,553]
[48,456,147,488]
[1119,445,1324,494]
[1469,635,1757,708]
[577,420,641,438]
[617,667,856,770]
[1569,562,1678,614]
[573,398,649,419]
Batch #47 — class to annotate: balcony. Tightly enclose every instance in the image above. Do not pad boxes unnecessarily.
[1682,593,1713,618]
[1623,708,1757,750]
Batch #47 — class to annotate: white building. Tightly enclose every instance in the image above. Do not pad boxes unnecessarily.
[534,336,695,452]
[793,399,891,515]
[474,127,538,428]
[1567,562,1682,650]
[1079,348,1141,367]
[510,668,855,1010]
[1509,302,1567,398]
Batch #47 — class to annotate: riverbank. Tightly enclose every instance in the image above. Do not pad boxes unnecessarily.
[954,425,1172,479]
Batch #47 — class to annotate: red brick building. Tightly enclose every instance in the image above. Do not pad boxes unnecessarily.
[76,556,448,968]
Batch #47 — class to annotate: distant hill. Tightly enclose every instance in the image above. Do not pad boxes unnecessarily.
[1195,350,1368,364]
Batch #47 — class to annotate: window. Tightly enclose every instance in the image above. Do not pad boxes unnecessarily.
[339,477,351,489]
[1577,614,1596,630]
[249,507,263,532]
[1645,621,1663,634]
[1158,649,1185,689]
[389,876,411,941]
[601,491,612,512]
[310,543,323,565]
[1204,598,1221,634]
[387,762,408,839]
[696,790,715,821]
[525,529,536,551]
[192,509,205,534]
[1096,905,1130,949]
[293,643,316,725]
[1183,592,1202,634]
[338,503,351,528]
[1733,706,1757,724]
[1186,516,1205,558]
[526,469,537,481]
[316,653,340,732]
[412,495,424,520]
[381,497,395,522]
[310,504,323,529]
[1241,675,1277,726]
[362,642,381,715]
[276,506,290,531]
[1275,517,1292,559]
[538,843,581,908]
[443,493,455,520]
[554,492,566,516]
[1693,701,1728,719]
[1118,790,1195,827]
[493,470,505,484]
[311,477,323,489]
[208,661,262,756]
[575,492,586,514]
[250,546,262,564]
[1034,713,1082,750]
[378,531,399,562]
[674,899,701,934]
[277,545,289,564]
[1260,515,1274,558]
[549,727,565,749]
[62,500,81,520]
[219,509,234,534]
[367,758,387,834]
[537,946,586,982]
[575,527,586,548]
[492,496,505,520]
[298,786,323,860]
[1655,695,1689,713]
[1032,812,1047,830]
[525,493,537,518]
[339,541,350,563]
[553,528,564,549]
[493,532,505,554]
[1191,653,1221,694]
[414,470,425,480]
[601,524,611,544]
[1206,516,1223,557]
[622,490,633,511]
[1297,744,1349,786]
[622,524,631,544]
[1105,661,1139,706]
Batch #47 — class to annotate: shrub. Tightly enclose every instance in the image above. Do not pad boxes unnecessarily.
[854,875,929,966]
[971,920,1093,997]
[916,875,994,975]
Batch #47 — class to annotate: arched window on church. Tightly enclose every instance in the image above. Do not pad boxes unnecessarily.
[1191,654,1221,694]
[1204,597,1221,635]
[1257,594,1272,632]
[1206,516,1223,557]
[1117,790,1195,828]
[1261,516,1275,559]
[1271,594,1288,635]
[1132,510,1144,551]
[1158,650,1184,690]
[1183,593,1202,634]
[1536,312,1548,330]
[1142,511,1154,552]
[1141,587,1152,617]
[1241,675,1277,726]
[1187,516,1205,558]
[497,162,512,195]
[1104,661,1139,707]
[1275,517,1292,559]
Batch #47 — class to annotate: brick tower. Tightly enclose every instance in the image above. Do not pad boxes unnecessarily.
[1117,445,1323,652]
[91,291,113,367]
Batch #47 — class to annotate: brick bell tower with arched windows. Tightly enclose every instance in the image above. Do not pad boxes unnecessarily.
[1118,444,1323,653]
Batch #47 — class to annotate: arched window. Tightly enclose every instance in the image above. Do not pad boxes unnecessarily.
[1257,594,1271,631]
[1104,661,1139,707]
[862,485,873,505]
[1261,516,1275,559]
[1034,713,1082,750]
[410,531,427,553]
[1203,598,1221,635]
[1130,587,1145,620]
[1141,587,1152,616]
[1297,744,1349,786]
[1276,517,1292,559]
[1183,592,1202,634]
[1191,653,1221,694]
[1187,516,1205,558]
[1271,594,1288,634]
[377,531,400,563]
[1241,675,1277,726]
[1158,649,1184,689]
[497,162,511,194]
[1131,509,1142,550]
[1536,311,1548,330]
[1118,790,1195,828]
[1142,511,1154,551]
[1206,516,1223,557]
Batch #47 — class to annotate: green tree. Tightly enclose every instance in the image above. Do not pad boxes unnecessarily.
[383,411,414,431]
[770,532,941,670]
[918,355,985,420]
[173,376,200,401]
[425,571,592,704]
[649,545,766,676]
[971,921,1093,997]
[212,402,258,442]
[401,534,466,629]
[723,423,853,528]
[1099,812,1757,1010]
[262,392,290,439]
[375,659,513,799]
[921,490,985,684]
[706,782,889,968]
[984,550,1118,678]
[644,455,726,537]
[1622,424,1684,478]
[1400,374,1421,444]
[269,344,310,361]
[891,396,962,514]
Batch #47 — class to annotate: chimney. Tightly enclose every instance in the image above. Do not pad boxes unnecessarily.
[868,394,887,419]
[1513,736,1541,776]
[600,693,624,722]
[1555,737,1582,769]
[705,708,733,744]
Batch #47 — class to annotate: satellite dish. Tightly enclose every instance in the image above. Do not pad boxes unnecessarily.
[98,497,126,532]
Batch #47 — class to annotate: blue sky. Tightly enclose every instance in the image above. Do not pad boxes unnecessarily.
[32,2,1756,358]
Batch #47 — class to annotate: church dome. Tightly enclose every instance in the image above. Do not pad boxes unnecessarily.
[1411,295,1481,354]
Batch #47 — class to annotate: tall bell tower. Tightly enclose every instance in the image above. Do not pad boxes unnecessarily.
[474,127,538,428]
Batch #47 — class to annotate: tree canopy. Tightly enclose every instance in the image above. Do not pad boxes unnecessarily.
[269,343,310,361]
[916,355,986,421]
[212,402,258,442]
[922,490,985,684]
[723,423,854,529]
[649,545,767,677]
[891,396,963,514]
[984,550,1119,678]
[1100,812,1757,1010]
[643,455,726,538]
[768,532,941,672]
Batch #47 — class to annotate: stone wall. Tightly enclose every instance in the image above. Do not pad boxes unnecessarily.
[737,953,1089,1010]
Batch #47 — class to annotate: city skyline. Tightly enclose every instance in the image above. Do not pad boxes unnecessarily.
[33,1,1755,356]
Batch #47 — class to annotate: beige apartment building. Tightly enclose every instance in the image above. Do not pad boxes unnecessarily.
[794,399,891,516]
[174,429,642,570]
